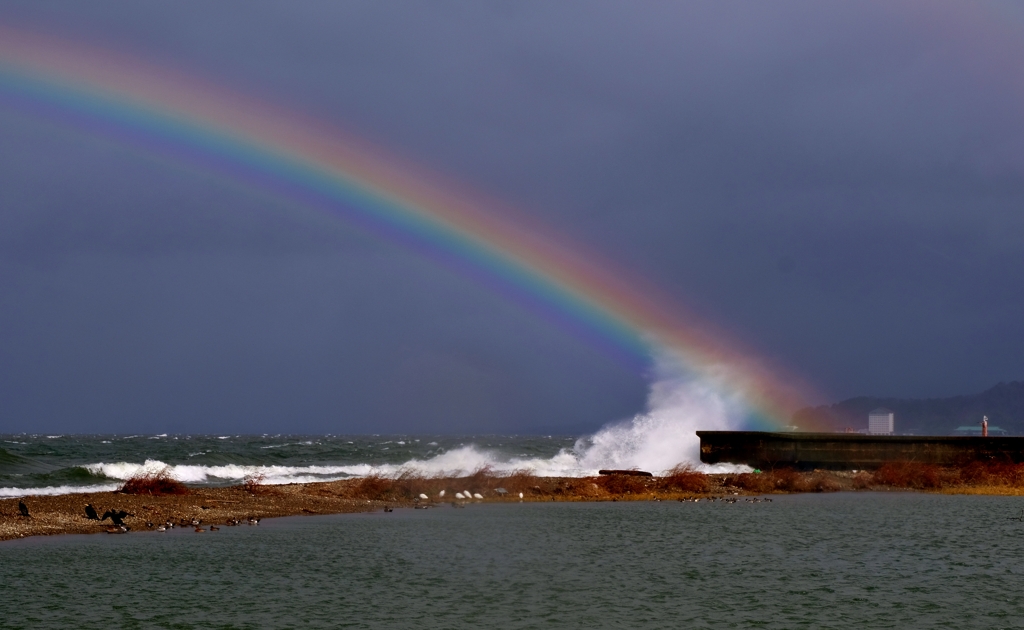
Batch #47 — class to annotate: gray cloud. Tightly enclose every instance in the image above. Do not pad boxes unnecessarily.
[1,1,1023,432]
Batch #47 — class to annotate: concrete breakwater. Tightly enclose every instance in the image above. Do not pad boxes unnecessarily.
[698,431,1024,470]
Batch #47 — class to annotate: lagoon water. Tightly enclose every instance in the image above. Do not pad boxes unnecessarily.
[3,493,1024,629]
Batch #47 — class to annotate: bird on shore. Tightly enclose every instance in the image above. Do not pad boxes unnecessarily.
[18,501,29,518]
[102,510,130,526]
[473,493,483,500]
[455,492,465,500]
[418,493,429,500]
[84,504,99,520]
[439,490,445,498]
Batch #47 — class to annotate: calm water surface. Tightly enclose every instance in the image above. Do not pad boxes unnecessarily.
[2,493,1023,629]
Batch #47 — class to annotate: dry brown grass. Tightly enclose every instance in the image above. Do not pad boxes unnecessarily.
[594,472,650,495]
[792,473,842,493]
[872,462,946,489]
[657,464,710,493]
[957,461,1024,487]
[869,461,1024,490]
[119,470,188,496]
[315,460,1024,501]
[852,471,874,489]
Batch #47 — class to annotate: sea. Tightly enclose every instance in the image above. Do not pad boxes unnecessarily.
[0,429,753,498]
[2,493,1023,628]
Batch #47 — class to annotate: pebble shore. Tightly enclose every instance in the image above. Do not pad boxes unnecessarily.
[3,471,1020,541]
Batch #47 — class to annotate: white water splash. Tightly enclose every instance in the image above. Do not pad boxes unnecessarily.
[367,355,753,477]
[81,460,367,486]
[572,362,752,474]
[0,483,121,498]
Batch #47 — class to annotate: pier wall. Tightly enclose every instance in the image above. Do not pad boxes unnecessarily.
[697,431,1024,470]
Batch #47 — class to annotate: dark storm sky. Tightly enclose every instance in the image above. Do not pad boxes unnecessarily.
[2,1,1024,434]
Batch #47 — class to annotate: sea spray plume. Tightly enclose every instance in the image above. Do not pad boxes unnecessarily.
[342,356,755,478]
[571,353,750,474]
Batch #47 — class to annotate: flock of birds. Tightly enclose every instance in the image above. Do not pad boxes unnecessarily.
[675,496,773,504]
[78,502,262,534]
[400,488,523,512]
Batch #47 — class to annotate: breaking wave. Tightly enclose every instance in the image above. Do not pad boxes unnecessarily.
[82,460,367,486]
[0,483,120,498]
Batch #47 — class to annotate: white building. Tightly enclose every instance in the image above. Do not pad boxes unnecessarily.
[868,408,894,434]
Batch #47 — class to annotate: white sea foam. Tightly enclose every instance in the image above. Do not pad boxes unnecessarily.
[0,483,120,498]
[81,460,367,486]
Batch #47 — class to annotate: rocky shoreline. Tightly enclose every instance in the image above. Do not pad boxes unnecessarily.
[3,468,1022,542]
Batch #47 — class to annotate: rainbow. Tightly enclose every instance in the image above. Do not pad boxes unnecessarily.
[0,25,824,430]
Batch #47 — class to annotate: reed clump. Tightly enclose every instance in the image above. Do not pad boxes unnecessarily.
[594,472,650,495]
[657,464,709,493]
[957,461,1024,487]
[120,470,189,496]
[243,473,268,494]
[352,473,404,501]
[871,462,946,489]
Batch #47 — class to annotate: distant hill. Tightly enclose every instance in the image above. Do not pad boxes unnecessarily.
[793,382,1024,436]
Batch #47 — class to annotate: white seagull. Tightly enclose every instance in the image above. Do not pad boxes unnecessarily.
[455,492,465,500]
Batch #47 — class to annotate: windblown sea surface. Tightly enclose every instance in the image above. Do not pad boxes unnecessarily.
[0,430,748,498]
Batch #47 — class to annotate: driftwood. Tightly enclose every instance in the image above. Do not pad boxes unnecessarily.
[598,469,653,477]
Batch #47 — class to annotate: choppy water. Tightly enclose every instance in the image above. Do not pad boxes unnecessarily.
[0,434,575,496]
[3,493,1023,629]
[0,431,749,497]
